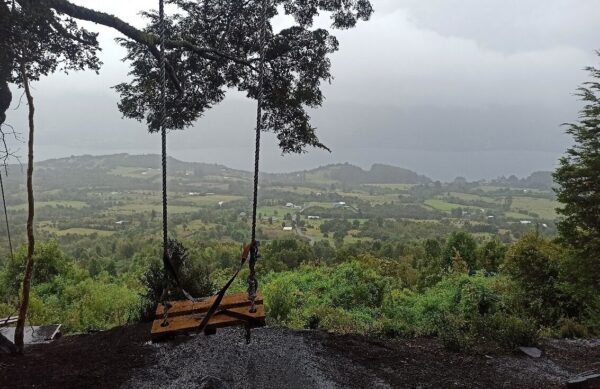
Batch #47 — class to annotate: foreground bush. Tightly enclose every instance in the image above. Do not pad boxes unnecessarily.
[263,259,538,350]
[382,274,537,350]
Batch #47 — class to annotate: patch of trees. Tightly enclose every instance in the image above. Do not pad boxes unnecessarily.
[491,171,554,190]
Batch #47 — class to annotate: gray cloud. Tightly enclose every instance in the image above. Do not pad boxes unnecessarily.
[4,0,598,180]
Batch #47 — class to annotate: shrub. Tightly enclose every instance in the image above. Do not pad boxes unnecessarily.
[502,232,567,325]
[476,313,537,349]
[136,239,215,321]
[558,318,588,339]
[263,276,298,322]
[380,273,538,350]
[442,232,478,273]
[584,297,600,336]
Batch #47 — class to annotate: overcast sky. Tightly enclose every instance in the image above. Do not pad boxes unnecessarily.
[5,0,599,180]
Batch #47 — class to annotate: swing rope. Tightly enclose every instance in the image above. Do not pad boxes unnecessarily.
[157,0,199,306]
[194,0,269,339]
[248,0,268,314]
[156,0,268,339]
[159,0,168,270]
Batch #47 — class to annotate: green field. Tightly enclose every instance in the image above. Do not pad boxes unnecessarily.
[54,228,115,237]
[107,204,198,214]
[444,192,499,204]
[9,200,89,211]
[109,167,161,178]
[424,199,478,212]
[337,192,401,205]
[511,197,558,220]
[363,183,416,190]
[177,194,244,207]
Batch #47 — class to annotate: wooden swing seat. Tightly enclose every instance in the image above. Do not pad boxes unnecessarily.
[151,292,265,341]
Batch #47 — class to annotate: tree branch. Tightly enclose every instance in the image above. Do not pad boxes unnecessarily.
[39,0,254,68]
[48,16,95,46]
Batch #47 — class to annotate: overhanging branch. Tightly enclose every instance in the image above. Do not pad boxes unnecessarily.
[40,0,254,68]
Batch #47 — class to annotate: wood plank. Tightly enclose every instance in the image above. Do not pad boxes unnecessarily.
[0,316,17,327]
[155,292,263,318]
[151,304,265,340]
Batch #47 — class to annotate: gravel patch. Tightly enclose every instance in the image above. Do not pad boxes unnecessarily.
[123,327,348,389]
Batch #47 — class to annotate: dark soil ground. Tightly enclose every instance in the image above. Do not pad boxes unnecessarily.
[0,323,598,388]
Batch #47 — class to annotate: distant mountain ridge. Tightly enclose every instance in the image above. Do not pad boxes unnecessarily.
[5,154,553,187]
[265,162,431,185]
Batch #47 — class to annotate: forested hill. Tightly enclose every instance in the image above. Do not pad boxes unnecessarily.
[0,154,252,192]
[263,162,432,186]
[0,155,432,190]
[0,154,553,190]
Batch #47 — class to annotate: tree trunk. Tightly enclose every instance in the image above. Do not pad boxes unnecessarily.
[14,62,35,353]
[0,1,12,127]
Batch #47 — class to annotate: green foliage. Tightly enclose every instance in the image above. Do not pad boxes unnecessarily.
[136,241,216,321]
[58,274,139,331]
[263,259,397,334]
[558,318,588,339]
[502,232,567,325]
[262,258,537,350]
[382,274,537,350]
[554,55,600,308]
[477,239,506,274]
[584,297,600,335]
[6,2,101,85]
[262,240,315,271]
[0,241,142,332]
[263,276,299,322]
[0,240,74,300]
[115,0,372,153]
[442,232,478,273]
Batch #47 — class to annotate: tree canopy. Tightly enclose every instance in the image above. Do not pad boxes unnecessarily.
[554,51,600,305]
[1,0,374,153]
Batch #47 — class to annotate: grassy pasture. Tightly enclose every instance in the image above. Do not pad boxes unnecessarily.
[424,199,480,213]
[269,186,317,195]
[106,204,197,214]
[109,167,161,178]
[337,192,401,205]
[257,206,292,217]
[54,228,114,237]
[511,197,558,220]
[444,192,499,204]
[9,200,89,211]
[176,194,244,207]
[505,211,534,220]
[363,183,416,190]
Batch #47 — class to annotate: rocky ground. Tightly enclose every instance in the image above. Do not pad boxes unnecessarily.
[0,323,598,388]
